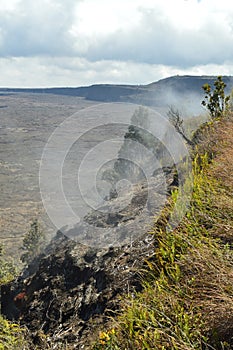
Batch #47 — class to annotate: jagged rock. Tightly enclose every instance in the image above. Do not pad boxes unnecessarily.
[1,167,177,348]
[1,232,156,348]
[63,173,170,248]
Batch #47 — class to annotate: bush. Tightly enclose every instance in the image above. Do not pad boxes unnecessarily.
[0,245,16,286]
[0,315,28,350]
[201,76,230,119]
[20,219,45,265]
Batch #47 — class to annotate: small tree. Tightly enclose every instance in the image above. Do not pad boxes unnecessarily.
[201,76,230,119]
[20,219,45,265]
[130,106,150,129]
[124,106,155,149]
[168,106,193,146]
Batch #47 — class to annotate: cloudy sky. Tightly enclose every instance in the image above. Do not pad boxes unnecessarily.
[0,0,232,87]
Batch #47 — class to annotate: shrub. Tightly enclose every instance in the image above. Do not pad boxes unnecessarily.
[20,219,45,265]
[201,76,230,119]
[0,245,16,285]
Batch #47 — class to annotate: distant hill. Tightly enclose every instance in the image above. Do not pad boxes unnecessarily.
[1,75,233,111]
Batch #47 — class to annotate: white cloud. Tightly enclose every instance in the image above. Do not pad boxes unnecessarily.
[0,0,232,87]
[0,0,78,56]
[1,56,233,88]
[0,0,21,12]
[71,0,233,67]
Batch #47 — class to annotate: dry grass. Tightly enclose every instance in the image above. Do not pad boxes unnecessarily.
[93,114,233,350]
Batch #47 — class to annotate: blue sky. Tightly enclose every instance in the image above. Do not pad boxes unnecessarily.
[0,0,232,87]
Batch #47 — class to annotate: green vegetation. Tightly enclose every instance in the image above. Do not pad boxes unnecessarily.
[0,246,27,349]
[0,315,28,350]
[93,110,233,347]
[201,76,230,119]
[2,78,233,349]
[0,245,17,286]
[0,220,46,349]
[20,219,45,265]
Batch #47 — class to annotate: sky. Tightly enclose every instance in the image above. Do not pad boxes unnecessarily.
[0,0,232,87]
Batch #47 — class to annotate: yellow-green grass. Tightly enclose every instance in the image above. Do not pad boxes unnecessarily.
[93,115,233,350]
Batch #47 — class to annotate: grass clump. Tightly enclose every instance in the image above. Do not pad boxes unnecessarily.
[0,245,17,286]
[93,115,233,350]
[0,315,28,350]
[0,246,29,349]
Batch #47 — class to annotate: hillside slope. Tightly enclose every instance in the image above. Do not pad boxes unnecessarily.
[1,75,233,108]
[92,114,233,350]
[1,113,233,349]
